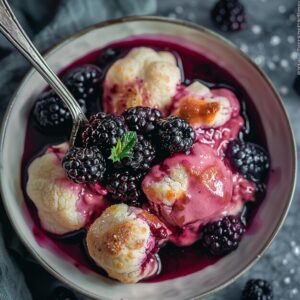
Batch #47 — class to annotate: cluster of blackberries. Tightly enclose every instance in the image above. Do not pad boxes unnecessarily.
[211,0,247,32]
[32,49,196,208]
[61,107,195,207]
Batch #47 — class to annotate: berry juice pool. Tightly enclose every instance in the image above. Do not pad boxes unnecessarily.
[21,35,268,282]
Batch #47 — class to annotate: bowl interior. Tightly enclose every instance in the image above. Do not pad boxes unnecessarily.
[0,18,296,300]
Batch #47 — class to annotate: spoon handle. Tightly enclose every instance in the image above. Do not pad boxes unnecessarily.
[0,0,86,123]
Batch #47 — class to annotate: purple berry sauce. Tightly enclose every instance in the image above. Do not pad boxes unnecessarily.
[21,36,268,282]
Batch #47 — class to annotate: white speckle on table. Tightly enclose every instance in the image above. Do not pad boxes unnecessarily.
[280,59,289,68]
[291,52,298,60]
[168,12,177,19]
[290,288,298,296]
[175,6,184,14]
[293,246,300,256]
[282,258,288,265]
[284,277,291,285]
[254,55,265,66]
[240,44,248,53]
[267,60,276,70]
[290,268,295,274]
[279,86,289,95]
[270,36,281,46]
[252,25,262,35]
[278,5,287,14]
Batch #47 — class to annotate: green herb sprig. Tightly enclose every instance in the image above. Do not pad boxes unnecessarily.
[108,131,137,163]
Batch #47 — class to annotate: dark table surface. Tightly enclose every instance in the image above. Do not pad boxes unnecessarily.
[0,1,299,299]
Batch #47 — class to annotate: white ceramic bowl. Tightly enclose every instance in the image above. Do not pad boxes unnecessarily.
[0,17,297,300]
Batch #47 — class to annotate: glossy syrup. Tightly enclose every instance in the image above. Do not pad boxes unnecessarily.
[21,36,267,282]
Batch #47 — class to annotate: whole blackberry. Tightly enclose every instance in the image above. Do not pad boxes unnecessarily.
[82,112,126,155]
[113,135,156,172]
[64,64,103,114]
[97,47,121,66]
[122,106,161,137]
[106,171,144,206]
[62,146,106,184]
[227,141,270,182]
[33,90,86,132]
[155,116,195,155]
[201,215,245,256]
[211,0,246,32]
[242,279,273,300]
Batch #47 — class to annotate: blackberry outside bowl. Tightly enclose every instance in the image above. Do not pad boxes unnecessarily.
[0,17,297,300]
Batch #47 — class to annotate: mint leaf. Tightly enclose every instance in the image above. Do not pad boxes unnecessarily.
[109,131,137,163]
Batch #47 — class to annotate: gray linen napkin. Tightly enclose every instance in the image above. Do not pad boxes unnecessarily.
[0,1,156,299]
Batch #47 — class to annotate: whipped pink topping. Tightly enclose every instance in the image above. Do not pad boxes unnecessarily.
[143,143,235,245]
[143,142,257,246]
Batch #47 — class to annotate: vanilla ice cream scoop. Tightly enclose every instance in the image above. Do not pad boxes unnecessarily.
[173,82,240,129]
[143,142,236,246]
[86,204,169,283]
[26,143,108,235]
[103,47,181,114]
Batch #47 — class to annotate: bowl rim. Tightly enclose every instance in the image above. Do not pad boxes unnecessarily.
[0,16,297,300]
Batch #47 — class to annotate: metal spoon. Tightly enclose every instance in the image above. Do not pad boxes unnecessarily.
[0,0,87,145]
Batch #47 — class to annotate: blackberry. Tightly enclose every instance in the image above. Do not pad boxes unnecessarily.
[227,141,270,182]
[33,90,86,133]
[106,171,144,206]
[82,112,127,155]
[113,135,156,172]
[201,215,245,256]
[62,146,106,184]
[211,0,246,32]
[155,116,195,155]
[293,76,300,95]
[122,106,161,137]
[97,47,121,67]
[242,279,273,300]
[64,64,103,114]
